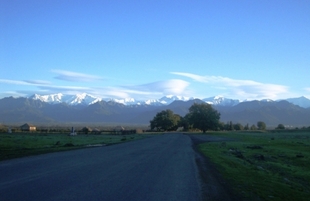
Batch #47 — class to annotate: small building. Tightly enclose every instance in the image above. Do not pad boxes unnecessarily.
[20,123,36,132]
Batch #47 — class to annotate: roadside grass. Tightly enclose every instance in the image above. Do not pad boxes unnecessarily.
[0,133,149,161]
[198,131,310,201]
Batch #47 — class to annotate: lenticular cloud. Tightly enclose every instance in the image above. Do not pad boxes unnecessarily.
[125,79,190,95]
[171,72,289,100]
[51,69,103,82]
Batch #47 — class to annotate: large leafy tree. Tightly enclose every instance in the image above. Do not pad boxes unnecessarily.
[250,124,257,130]
[150,109,180,131]
[276,124,285,129]
[257,121,266,130]
[234,123,244,131]
[187,103,221,133]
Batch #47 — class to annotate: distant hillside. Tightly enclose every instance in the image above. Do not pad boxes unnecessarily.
[1,96,310,127]
[215,100,310,126]
[26,93,310,108]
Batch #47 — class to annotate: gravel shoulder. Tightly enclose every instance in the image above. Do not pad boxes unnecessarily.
[187,134,242,201]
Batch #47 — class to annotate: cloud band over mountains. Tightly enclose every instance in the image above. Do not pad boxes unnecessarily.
[171,72,290,100]
[51,70,104,82]
[0,69,309,100]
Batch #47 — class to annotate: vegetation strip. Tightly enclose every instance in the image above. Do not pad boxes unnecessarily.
[0,133,149,161]
[198,131,310,201]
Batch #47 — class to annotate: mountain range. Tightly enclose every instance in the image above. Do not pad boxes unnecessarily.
[28,93,310,108]
[1,94,310,127]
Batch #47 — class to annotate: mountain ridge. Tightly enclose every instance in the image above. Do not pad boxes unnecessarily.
[1,96,310,127]
[26,93,310,108]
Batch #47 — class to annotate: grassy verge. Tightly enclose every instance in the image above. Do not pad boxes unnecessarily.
[198,131,310,201]
[0,133,150,161]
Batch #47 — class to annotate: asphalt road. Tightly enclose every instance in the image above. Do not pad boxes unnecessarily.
[0,134,203,201]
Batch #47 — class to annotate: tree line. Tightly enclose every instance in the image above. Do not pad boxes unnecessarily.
[149,103,269,132]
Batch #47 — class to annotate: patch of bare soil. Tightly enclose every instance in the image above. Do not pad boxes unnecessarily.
[188,134,243,201]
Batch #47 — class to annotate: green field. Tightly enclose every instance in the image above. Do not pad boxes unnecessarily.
[199,130,310,201]
[1,130,309,200]
[0,133,148,161]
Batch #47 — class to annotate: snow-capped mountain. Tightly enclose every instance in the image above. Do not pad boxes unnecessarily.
[30,93,64,104]
[261,99,275,102]
[68,93,102,105]
[27,93,310,108]
[3,95,310,126]
[104,98,147,106]
[158,95,194,105]
[29,93,102,106]
[104,95,194,106]
[202,96,240,106]
[284,96,310,108]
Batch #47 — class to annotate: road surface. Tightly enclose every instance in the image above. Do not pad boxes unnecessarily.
[0,133,234,201]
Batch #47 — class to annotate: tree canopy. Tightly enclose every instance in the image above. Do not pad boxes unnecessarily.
[233,123,244,131]
[149,109,180,131]
[186,103,221,133]
[257,121,266,130]
[148,103,278,133]
[276,124,285,129]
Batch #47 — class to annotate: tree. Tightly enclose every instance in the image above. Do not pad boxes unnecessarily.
[229,121,233,130]
[234,123,244,131]
[218,122,225,131]
[276,124,285,129]
[150,109,180,131]
[187,103,221,133]
[223,121,233,131]
[250,124,257,130]
[82,127,92,134]
[257,121,266,130]
[178,115,190,131]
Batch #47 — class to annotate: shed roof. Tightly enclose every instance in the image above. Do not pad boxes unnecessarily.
[21,123,36,127]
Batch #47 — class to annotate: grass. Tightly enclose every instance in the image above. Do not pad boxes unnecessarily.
[0,132,149,161]
[2,130,309,200]
[198,130,310,201]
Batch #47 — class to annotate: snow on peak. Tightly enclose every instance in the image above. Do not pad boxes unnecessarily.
[112,98,137,105]
[27,93,310,108]
[203,96,240,106]
[29,93,101,105]
[30,93,64,103]
[261,99,274,102]
[159,95,192,105]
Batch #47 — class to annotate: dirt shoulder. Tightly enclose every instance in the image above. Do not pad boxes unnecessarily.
[187,134,242,201]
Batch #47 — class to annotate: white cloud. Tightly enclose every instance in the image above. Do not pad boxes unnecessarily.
[51,69,103,82]
[123,79,190,96]
[24,80,51,85]
[0,79,51,86]
[38,85,91,96]
[305,88,310,92]
[171,72,289,100]
[0,78,171,99]
[0,79,33,85]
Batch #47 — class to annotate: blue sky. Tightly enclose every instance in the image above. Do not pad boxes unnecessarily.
[1,0,310,101]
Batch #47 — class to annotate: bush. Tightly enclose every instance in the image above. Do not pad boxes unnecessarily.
[276,124,285,129]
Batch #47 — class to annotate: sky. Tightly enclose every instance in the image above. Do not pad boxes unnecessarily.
[1,0,310,101]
